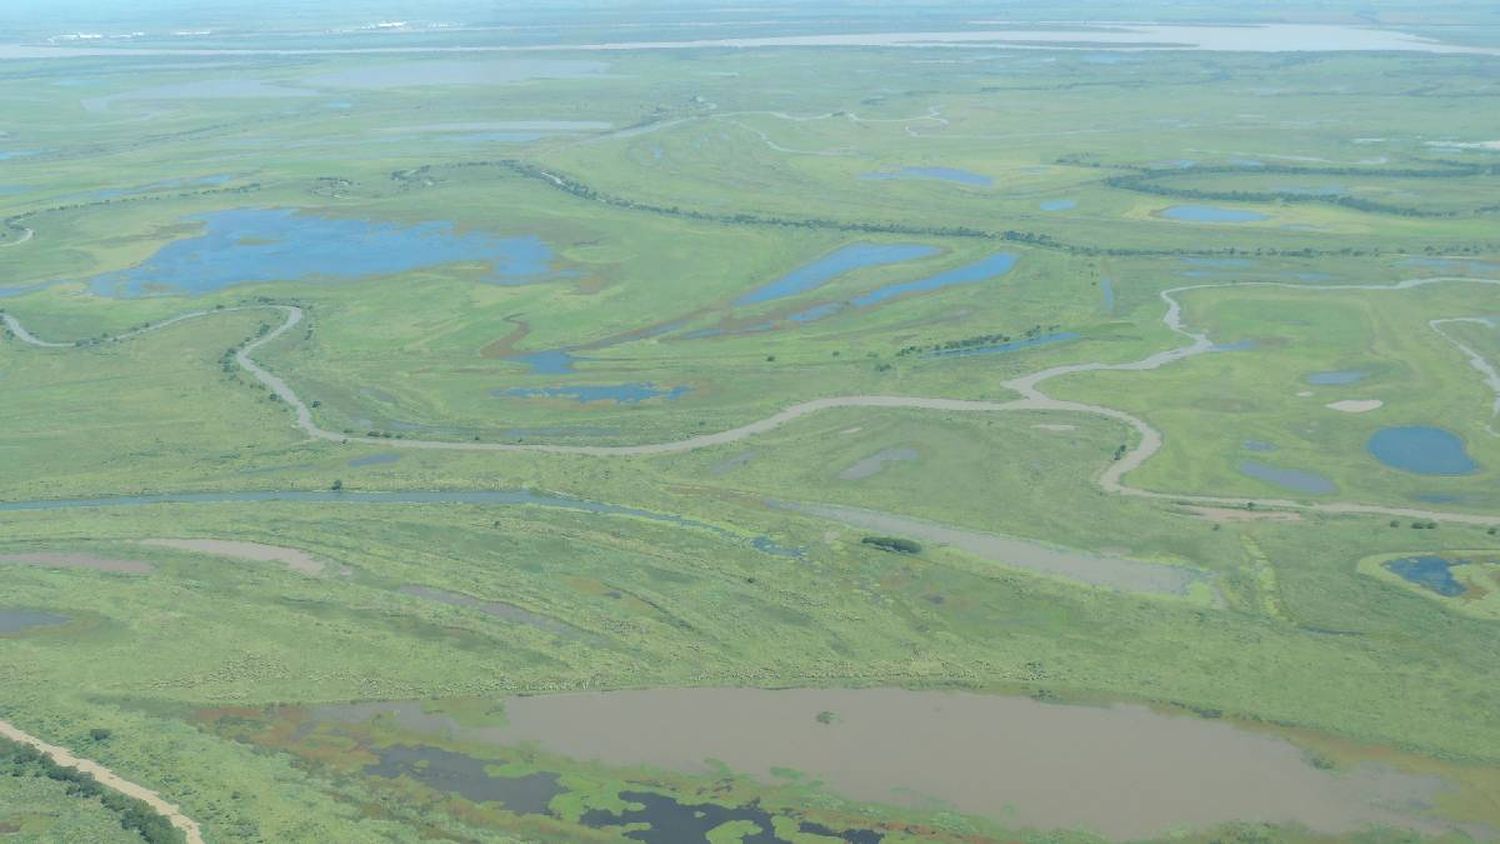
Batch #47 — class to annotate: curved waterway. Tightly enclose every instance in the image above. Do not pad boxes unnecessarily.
[315,687,1458,840]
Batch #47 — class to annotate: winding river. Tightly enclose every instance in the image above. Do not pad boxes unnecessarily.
[4,276,1499,527]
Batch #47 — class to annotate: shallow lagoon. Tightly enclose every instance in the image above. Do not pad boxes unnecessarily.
[1163,205,1269,223]
[85,208,556,297]
[734,243,937,306]
[1367,426,1478,475]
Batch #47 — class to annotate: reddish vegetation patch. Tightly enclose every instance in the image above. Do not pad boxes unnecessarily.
[0,553,153,574]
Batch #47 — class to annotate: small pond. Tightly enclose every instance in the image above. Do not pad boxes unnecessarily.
[84,208,557,297]
[734,243,937,307]
[1385,556,1465,597]
[347,453,401,468]
[1239,461,1336,494]
[1100,278,1115,314]
[1039,198,1076,211]
[1306,369,1369,385]
[493,383,690,404]
[1366,427,1478,476]
[507,349,578,375]
[860,166,992,187]
[1162,205,1269,223]
[1243,440,1278,453]
[0,609,69,634]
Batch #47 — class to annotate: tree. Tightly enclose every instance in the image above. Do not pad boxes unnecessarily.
[330,479,344,491]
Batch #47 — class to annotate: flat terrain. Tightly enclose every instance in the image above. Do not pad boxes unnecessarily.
[2,2,1499,842]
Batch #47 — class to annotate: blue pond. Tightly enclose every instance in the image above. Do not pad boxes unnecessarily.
[1243,440,1278,453]
[927,332,1079,358]
[1239,461,1336,494]
[1100,278,1115,314]
[1039,199,1077,212]
[494,383,690,404]
[508,349,578,375]
[84,208,556,297]
[1367,426,1478,476]
[861,166,993,188]
[735,243,938,307]
[1162,205,1269,224]
[1386,556,1466,597]
[1306,369,1369,386]
[850,252,1018,307]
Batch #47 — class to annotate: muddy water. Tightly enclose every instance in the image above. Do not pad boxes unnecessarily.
[481,687,1448,840]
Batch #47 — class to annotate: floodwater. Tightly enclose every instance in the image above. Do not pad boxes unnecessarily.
[475,687,1449,840]
[1367,426,1478,476]
[1385,556,1465,597]
[1239,461,1337,495]
[1039,198,1077,211]
[1307,370,1370,385]
[837,447,918,480]
[85,208,556,296]
[734,243,938,307]
[1163,205,1270,223]
[398,585,592,640]
[860,166,992,187]
[1100,277,1115,314]
[493,383,690,404]
[773,500,1207,596]
[0,609,69,634]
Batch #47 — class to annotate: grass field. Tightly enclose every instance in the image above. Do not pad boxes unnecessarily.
[2,3,1500,841]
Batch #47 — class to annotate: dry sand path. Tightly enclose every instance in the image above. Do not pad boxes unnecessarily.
[0,719,205,844]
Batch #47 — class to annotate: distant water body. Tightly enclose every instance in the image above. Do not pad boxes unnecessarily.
[4,25,1490,60]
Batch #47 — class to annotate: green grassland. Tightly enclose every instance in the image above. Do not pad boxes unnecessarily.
[3,13,1500,843]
